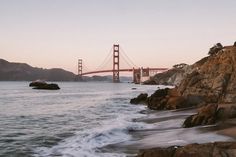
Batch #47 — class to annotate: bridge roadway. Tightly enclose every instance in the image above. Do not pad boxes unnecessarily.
[81,68,168,75]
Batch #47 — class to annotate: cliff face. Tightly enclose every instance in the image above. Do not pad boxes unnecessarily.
[144,65,191,86]
[0,59,76,81]
[178,46,236,103]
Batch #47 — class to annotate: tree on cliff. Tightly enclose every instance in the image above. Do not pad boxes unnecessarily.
[173,63,188,69]
[234,41,236,46]
[208,43,223,55]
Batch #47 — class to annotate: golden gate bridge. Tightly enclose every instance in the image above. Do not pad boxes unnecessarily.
[78,44,168,83]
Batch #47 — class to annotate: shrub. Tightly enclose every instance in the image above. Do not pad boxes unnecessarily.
[208,43,223,55]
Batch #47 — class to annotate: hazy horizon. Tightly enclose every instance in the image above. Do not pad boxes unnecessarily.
[1,0,236,74]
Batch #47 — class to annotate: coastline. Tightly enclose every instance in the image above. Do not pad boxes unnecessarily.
[131,104,236,157]
[100,103,236,156]
[126,45,236,156]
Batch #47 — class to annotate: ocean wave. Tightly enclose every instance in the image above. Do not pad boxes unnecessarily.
[34,104,153,157]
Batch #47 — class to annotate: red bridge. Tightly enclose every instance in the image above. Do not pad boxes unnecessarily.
[78,44,168,83]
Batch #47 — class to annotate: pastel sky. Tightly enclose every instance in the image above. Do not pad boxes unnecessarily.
[1,0,236,74]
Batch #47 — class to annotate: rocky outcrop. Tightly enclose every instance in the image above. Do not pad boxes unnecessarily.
[130,93,148,104]
[29,80,47,87]
[143,64,190,86]
[146,88,204,110]
[183,104,236,128]
[136,142,236,157]
[183,104,218,128]
[131,43,236,128]
[32,83,60,90]
[178,46,236,103]
[29,81,60,90]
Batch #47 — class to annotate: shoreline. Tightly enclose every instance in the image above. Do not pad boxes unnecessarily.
[126,84,236,156]
[133,108,236,157]
[100,104,236,156]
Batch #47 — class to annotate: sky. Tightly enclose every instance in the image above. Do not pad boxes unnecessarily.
[0,0,236,74]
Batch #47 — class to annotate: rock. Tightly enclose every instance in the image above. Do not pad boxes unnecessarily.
[183,104,218,128]
[143,65,190,86]
[178,45,236,103]
[136,142,236,157]
[146,88,203,110]
[32,83,60,90]
[29,80,47,87]
[165,96,186,110]
[130,93,148,104]
[184,104,236,128]
[175,143,214,157]
[147,88,170,110]
[234,41,236,46]
[168,88,181,97]
[216,105,236,120]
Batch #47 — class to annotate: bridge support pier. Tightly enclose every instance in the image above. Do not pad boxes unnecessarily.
[113,44,120,83]
[133,68,141,84]
[78,59,83,80]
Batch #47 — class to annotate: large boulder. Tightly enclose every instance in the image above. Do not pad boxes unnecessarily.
[145,88,204,110]
[29,81,60,90]
[29,80,47,87]
[130,93,148,104]
[183,104,218,128]
[147,88,170,110]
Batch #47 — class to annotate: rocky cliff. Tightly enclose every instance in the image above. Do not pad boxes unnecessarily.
[143,64,191,86]
[131,43,236,122]
[178,45,236,103]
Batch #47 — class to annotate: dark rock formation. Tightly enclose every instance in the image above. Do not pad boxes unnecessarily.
[29,81,47,87]
[32,83,60,90]
[130,93,148,104]
[29,80,60,90]
[146,88,204,110]
[136,142,236,157]
[183,104,236,128]
[183,104,218,128]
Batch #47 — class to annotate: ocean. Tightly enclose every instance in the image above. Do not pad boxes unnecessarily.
[0,82,232,157]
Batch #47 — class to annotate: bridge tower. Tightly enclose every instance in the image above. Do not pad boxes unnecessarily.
[113,44,120,83]
[78,59,82,79]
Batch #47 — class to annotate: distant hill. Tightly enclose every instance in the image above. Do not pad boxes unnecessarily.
[0,59,132,82]
[0,59,77,81]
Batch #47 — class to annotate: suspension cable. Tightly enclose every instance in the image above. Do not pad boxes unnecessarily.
[120,46,138,68]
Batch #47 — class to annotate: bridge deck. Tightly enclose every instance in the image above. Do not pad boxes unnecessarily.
[82,68,168,75]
